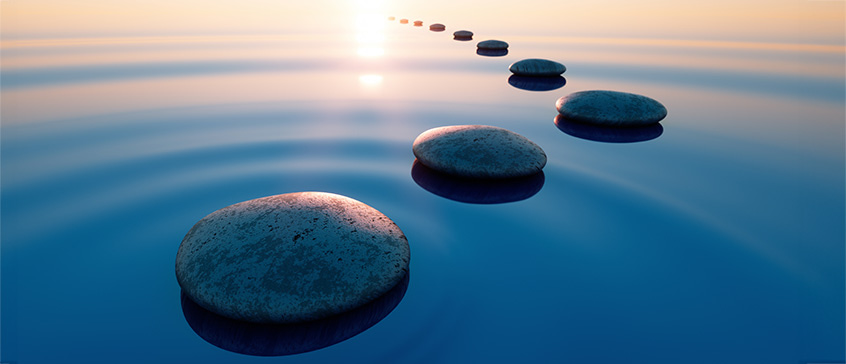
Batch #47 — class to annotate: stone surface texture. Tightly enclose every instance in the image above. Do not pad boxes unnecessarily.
[412,125,546,178]
[509,59,566,76]
[175,192,410,324]
[477,40,509,50]
[555,90,668,126]
[453,30,474,38]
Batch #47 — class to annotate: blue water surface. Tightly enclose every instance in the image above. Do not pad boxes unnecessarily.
[2,21,844,364]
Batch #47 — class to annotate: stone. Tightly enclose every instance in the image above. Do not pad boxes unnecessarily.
[509,58,566,76]
[555,90,668,126]
[387,16,395,21]
[175,192,411,324]
[399,19,408,24]
[412,125,546,178]
[453,30,473,39]
[429,23,445,31]
[477,39,508,50]
[413,20,423,26]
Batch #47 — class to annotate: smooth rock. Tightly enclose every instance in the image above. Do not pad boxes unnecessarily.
[453,30,473,39]
[175,192,410,324]
[413,20,423,26]
[399,19,408,24]
[387,16,395,21]
[555,90,668,126]
[412,125,546,178]
[429,23,445,31]
[477,40,509,50]
[509,58,566,76]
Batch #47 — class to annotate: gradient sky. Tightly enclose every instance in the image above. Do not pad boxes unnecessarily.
[1,0,844,44]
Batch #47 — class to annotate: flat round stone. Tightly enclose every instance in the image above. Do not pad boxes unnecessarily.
[555,90,668,126]
[412,125,546,178]
[175,192,410,324]
[477,40,508,50]
[387,16,395,21]
[413,20,423,26]
[429,23,445,31]
[509,58,566,76]
[453,30,473,38]
[399,19,408,24]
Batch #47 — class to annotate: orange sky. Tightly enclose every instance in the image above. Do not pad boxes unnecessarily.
[1,0,844,44]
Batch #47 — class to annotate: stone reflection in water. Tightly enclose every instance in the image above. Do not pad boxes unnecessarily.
[181,273,409,356]
[507,75,567,92]
[554,115,663,143]
[476,48,508,57]
[411,160,545,204]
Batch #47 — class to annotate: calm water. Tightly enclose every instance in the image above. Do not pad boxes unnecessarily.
[2,12,844,364]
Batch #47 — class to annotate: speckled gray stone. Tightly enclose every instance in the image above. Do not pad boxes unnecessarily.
[429,23,445,31]
[555,90,668,126]
[412,125,546,178]
[453,30,473,38]
[477,40,508,50]
[175,192,410,324]
[509,59,566,76]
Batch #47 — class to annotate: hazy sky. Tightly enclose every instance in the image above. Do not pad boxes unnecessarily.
[1,0,844,44]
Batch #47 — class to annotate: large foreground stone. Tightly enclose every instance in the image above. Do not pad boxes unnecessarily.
[412,125,546,178]
[175,192,410,324]
[555,90,667,126]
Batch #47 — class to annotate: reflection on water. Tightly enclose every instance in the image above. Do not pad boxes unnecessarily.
[554,115,663,143]
[181,273,409,356]
[411,160,545,204]
[507,75,566,91]
[476,48,508,57]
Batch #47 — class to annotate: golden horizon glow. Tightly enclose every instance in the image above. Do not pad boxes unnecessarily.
[1,0,842,45]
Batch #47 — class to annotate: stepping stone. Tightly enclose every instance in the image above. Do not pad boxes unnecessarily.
[509,58,566,76]
[555,90,668,126]
[477,39,508,50]
[175,192,411,324]
[429,23,445,31]
[412,125,546,178]
[453,30,474,40]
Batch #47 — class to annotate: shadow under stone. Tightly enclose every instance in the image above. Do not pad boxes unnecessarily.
[181,272,410,356]
[476,48,508,57]
[508,75,567,92]
[554,115,663,143]
[411,160,545,204]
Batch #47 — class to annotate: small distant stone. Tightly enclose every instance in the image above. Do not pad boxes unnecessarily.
[453,30,473,38]
[477,40,508,50]
[399,19,409,24]
[387,16,395,21]
[555,90,668,126]
[429,23,445,31]
[413,20,423,26]
[509,59,566,77]
[175,192,410,324]
[412,125,546,178]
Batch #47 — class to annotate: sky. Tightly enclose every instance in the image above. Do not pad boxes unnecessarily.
[1,0,844,44]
